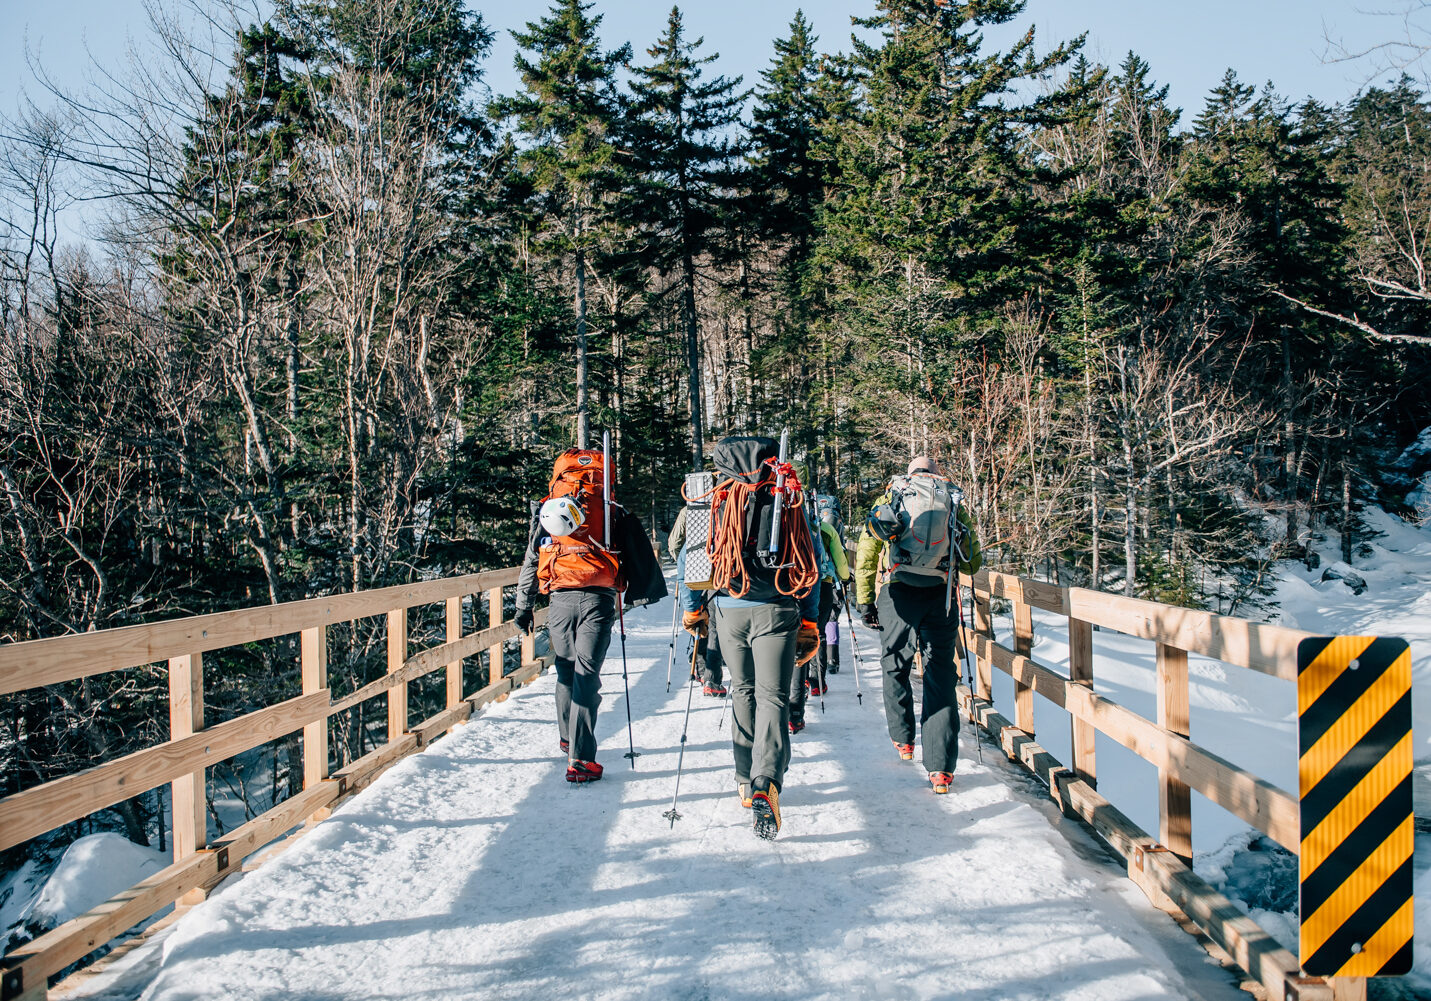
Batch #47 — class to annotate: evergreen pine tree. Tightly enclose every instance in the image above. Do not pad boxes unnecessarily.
[494,0,630,449]
[626,5,746,470]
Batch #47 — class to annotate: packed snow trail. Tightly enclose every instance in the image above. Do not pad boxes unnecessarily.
[128,592,1247,1001]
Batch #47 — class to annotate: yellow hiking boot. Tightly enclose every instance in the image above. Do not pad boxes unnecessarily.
[751,777,781,840]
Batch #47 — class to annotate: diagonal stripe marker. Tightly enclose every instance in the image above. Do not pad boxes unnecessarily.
[1298,636,1414,978]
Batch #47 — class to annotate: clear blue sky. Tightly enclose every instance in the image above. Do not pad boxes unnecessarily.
[0,1,1403,123]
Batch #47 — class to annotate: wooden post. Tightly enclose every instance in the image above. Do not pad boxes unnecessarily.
[521,623,535,668]
[973,588,993,702]
[1328,978,1368,1001]
[1156,642,1193,865]
[168,652,206,907]
[388,608,408,742]
[445,596,463,711]
[487,586,504,685]
[1068,616,1096,787]
[302,625,329,790]
[1013,596,1034,736]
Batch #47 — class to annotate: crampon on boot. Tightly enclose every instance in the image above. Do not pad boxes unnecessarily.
[750,777,781,840]
[566,759,603,783]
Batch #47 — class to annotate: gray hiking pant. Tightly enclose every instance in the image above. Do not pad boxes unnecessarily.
[876,580,960,774]
[713,601,799,790]
[547,588,616,763]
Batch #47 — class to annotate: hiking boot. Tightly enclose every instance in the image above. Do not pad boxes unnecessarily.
[703,683,728,697]
[559,738,569,754]
[750,777,781,840]
[893,741,915,761]
[808,681,825,697]
[566,760,603,783]
[789,718,805,735]
[738,782,753,808]
[930,771,953,794]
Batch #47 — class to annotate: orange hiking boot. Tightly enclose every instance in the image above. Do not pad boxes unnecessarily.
[566,759,603,783]
[893,740,914,761]
[750,778,780,840]
[930,771,953,794]
[738,782,753,808]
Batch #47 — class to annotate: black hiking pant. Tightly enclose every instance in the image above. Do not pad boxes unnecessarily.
[713,600,798,791]
[790,580,835,722]
[695,626,724,688]
[876,579,959,774]
[547,587,616,763]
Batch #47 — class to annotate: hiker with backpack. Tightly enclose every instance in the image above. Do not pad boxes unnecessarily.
[853,456,981,795]
[813,495,850,678]
[671,507,727,696]
[677,434,822,839]
[787,482,849,733]
[514,446,666,783]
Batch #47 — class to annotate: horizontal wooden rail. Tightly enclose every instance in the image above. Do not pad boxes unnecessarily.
[1065,587,1312,681]
[0,691,331,854]
[0,568,520,696]
[970,633,1299,848]
[4,650,552,997]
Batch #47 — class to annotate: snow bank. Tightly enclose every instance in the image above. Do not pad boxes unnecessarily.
[5,833,168,958]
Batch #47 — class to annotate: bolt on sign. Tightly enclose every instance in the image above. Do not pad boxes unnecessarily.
[1297,636,1414,978]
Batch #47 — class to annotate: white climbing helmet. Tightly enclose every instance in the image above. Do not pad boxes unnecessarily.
[539,495,584,538]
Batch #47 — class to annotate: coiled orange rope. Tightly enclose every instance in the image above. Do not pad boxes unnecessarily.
[687,460,820,600]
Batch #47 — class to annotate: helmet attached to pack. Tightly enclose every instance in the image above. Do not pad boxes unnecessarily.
[539,495,584,538]
[866,502,907,544]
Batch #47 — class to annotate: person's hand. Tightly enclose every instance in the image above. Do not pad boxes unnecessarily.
[682,608,708,639]
[514,607,534,635]
[858,603,881,630]
[796,619,821,666]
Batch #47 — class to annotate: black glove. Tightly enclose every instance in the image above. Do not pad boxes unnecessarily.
[858,602,881,630]
[514,607,534,635]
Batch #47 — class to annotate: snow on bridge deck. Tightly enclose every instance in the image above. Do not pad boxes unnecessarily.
[128,594,1247,1001]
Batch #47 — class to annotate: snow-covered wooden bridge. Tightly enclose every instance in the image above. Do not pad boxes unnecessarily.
[0,565,1401,1001]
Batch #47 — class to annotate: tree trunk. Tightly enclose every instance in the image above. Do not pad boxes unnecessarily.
[683,251,703,470]
[575,243,590,449]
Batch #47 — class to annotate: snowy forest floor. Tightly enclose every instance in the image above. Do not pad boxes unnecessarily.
[60,588,1256,1001]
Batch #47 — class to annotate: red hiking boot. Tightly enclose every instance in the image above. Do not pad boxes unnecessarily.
[893,741,914,761]
[559,738,569,754]
[703,683,727,697]
[930,771,953,794]
[566,760,603,783]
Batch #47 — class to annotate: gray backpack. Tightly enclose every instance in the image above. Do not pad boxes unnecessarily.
[885,474,960,582]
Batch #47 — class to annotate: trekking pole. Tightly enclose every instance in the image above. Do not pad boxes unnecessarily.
[618,598,639,766]
[959,575,983,765]
[843,599,865,706]
[663,638,701,827]
[663,598,679,692]
[603,429,639,767]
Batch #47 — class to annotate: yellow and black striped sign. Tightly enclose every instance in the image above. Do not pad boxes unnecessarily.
[1297,636,1413,977]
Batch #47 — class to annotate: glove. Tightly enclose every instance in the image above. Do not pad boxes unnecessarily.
[858,603,881,630]
[514,607,533,635]
[682,608,708,639]
[795,619,821,667]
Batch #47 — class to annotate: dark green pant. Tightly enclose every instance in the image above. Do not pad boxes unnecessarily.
[876,580,959,774]
[713,601,798,790]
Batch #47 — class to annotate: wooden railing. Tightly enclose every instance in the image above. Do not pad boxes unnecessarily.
[958,568,1357,1001]
[0,567,549,1001]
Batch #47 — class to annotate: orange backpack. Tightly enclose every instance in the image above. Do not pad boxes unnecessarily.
[536,449,623,594]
